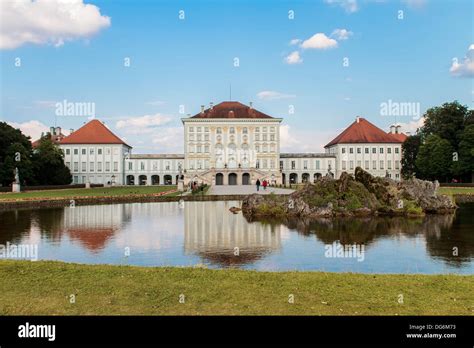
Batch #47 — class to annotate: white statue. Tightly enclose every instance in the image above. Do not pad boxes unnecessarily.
[14,167,20,184]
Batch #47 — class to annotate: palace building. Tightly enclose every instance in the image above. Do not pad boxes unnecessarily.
[54,101,406,186]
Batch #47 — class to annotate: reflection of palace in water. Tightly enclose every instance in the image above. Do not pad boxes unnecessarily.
[62,205,127,252]
[184,201,282,266]
[0,202,472,267]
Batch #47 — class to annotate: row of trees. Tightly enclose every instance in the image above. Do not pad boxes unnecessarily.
[0,122,71,187]
[402,101,474,182]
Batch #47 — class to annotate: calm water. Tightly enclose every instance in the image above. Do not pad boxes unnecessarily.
[0,201,473,274]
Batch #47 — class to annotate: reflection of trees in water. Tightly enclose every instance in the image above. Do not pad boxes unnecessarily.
[33,208,65,242]
[0,209,34,244]
[425,206,474,267]
[0,208,65,244]
[0,206,122,253]
[247,205,474,266]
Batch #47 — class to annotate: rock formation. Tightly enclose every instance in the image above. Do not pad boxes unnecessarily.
[242,167,456,219]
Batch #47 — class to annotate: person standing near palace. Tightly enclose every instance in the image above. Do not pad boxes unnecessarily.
[262,179,267,190]
[256,179,261,191]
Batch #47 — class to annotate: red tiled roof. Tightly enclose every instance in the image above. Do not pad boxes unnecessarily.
[190,101,275,119]
[60,120,130,147]
[325,117,406,148]
[388,132,408,142]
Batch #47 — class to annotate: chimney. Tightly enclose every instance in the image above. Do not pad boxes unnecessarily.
[200,105,205,114]
[55,127,61,135]
[356,116,360,123]
[210,102,214,110]
[395,125,401,134]
[390,124,395,134]
[249,101,253,109]
[69,128,74,135]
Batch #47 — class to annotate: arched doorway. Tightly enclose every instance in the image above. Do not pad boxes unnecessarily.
[282,173,286,186]
[139,175,147,185]
[215,173,224,185]
[228,173,237,185]
[302,173,310,183]
[242,173,250,185]
[314,173,322,183]
[151,175,160,185]
[126,175,135,185]
[164,175,172,185]
[290,173,298,184]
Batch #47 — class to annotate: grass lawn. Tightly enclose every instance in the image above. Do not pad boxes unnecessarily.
[438,187,474,196]
[0,185,177,201]
[0,260,472,315]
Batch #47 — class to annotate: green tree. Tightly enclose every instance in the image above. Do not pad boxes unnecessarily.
[0,122,35,186]
[401,134,421,179]
[415,135,454,181]
[420,101,469,150]
[32,136,72,185]
[452,125,474,180]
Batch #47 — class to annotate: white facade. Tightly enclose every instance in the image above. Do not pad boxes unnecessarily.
[61,143,131,185]
[326,143,402,180]
[181,117,282,185]
[124,154,184,185]
[58,105,404,186]
[280,154,336,184]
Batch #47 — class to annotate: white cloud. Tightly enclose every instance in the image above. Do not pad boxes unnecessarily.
[279,125,300,150]
[391,117,425,135]
[289,39,302,45]
[116,114,172,134]
[331,28,353,41]
[285,51,303,64]
[324,0,358,13]
[0,0,111,50]
[402,0,427,9]
[280,124,335,152]
[301,33,338,50]
[8,120,49,140]
[257,91,296,101]
[151,127,184,153]
[450,45,474,78]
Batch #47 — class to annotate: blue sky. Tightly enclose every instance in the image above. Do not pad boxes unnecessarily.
[0,0,473,153]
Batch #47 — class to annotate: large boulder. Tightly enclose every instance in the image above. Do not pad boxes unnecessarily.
[242,168,456,220]
[398,178,456,213]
